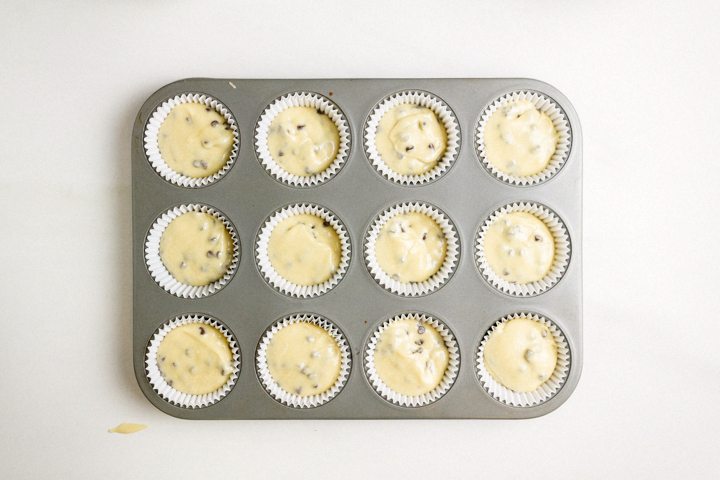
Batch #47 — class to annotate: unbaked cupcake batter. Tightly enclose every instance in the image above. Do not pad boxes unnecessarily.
[483,99,559,177]
[375,212,446,283]
[483,212,554,284]
[156,323,234,396]
[267,106,340,177]
[159,212,233,287]
[266,322,341,397]
[373,318,449,396]
[158,103,234,178]
[267,214,341,286]
[375,104,447,176]
[483,317,557,393]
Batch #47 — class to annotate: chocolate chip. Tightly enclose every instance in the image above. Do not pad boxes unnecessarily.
[167,380,173,386]
[225,126,231,130]
[221,369,225,375]
[422,233,427,240]
[295,387,302,395]
[172,362,177,367]
[209,236,218,242]
[199,327,205,335]
[414,339,424,345]
[297,125,305,130]
[203,140,209,146]
[405,146,414,152]
[418,325,425,334]
[310,224,315,229]
[161,356,166,362]
[535,235,543,242]
[207,250,216,258]
[503,270,510,276]
[205,107,211,112]
[211,120,219,127]
[317,108,323,114]
[323,220,331,228]
[186,117,192,123]
[400,226,406,233]
[313,384,319,389]
[416,347,423,354]
[278,151,284,156]
[428,144,435,150]
[180,262,186,269]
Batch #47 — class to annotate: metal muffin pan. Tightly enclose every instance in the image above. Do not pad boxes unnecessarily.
[131,78,583,419]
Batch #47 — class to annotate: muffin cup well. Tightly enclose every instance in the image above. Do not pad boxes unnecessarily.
[476,90,571,186]
[475,201,570,297]
[145,204,240,299]
[365,202,459,297]
[144,93,239,188]
[254,92,351,187]
[256,314,352,408]
[477,312,570,407]
[255,203,351,298]
[364,90,460,186]
[145,314,240,408]
[364,313,460,407]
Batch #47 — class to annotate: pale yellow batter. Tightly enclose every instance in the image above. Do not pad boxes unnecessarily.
[108,423,148,434]
[483,317,557,393]
[375,212,446,283]
[266,322,341,397]
[483,99,559,177]
[484,212,554,284]
[156,323,234,395]
[375,104,447,176]
[159,212,233,287]
[158,103,234,178]
[373,318,449,396]
[267,106,340,177]
[267,214,341,286]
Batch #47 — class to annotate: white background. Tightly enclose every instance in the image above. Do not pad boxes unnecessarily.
[2,1,719,478]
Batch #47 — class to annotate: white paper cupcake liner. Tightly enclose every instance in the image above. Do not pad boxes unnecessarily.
[255,203,351,298]
[144,93,239,188]
[256,314,351,408]
[477,312,570,407]
[476,202,570,297]
[145,204,240,299]
[145,314,241,408]
[476,90,571,186]
[254,92,351,187]
[365,202,459,296]
[364,313,460,407]
[364,90,460,186]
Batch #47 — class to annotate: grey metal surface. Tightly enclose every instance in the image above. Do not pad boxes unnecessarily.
[131,78,583,419]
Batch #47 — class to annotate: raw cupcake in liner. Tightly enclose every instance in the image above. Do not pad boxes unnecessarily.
[145,204,240,299]
[256,314,351,408]
[255,203,351,298]
[476,201,570,297]
[364,313,460,407]
[476,90,571,186]
[145,314,240,408]
[477,312,570,407]
[144,93,239,188]
[254,92,351,187]
[365,202,459,297]
[364,90,461,186]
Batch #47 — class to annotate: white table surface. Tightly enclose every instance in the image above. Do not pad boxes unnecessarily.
[2,1,718,478]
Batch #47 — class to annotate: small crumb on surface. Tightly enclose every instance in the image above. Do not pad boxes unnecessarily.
[108,423,148,434]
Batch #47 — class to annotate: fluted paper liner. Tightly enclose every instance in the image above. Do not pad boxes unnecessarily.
[365,313,459,407]
[477,312,570,407]
[476,91,571,186]
[365,202,459,296]
[144,93,239,188]
[145,314,240,408]
[476,202,570,297]
[145,204,240,299]
[256,314,351,408]
[255,92,351,187]
[364,90,460,185]
[256,203,351,298]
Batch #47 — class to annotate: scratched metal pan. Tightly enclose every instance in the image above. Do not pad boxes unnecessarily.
[131,78,582,419]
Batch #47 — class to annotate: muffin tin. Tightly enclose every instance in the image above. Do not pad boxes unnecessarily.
[131,78,583,419]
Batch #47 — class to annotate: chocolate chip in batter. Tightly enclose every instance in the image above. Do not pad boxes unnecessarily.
[203,140,209,146]
[180,262,186,269]
[415,347,424,354]
[295,387,303,395]
[405,146,414,152]
[297,125,305,130]
[207,250,215,258]
[221,369,226,375]
[428,144,435,151]
[323,220,331,228]
[422,233,427,240]
[278,151,284,156]
[225,126,231,130]
[211,120,219,127]
[209,236,218,243]
[414,339,424,345]
[535,235,543,242]
[503,269,510,276]
[186,117,192,124]
[313,384,319,389]
[317,108,323,114]
[417,325,426,334]
[172,362,177,367]
[167,380,173,386]
[199,327,205,335]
